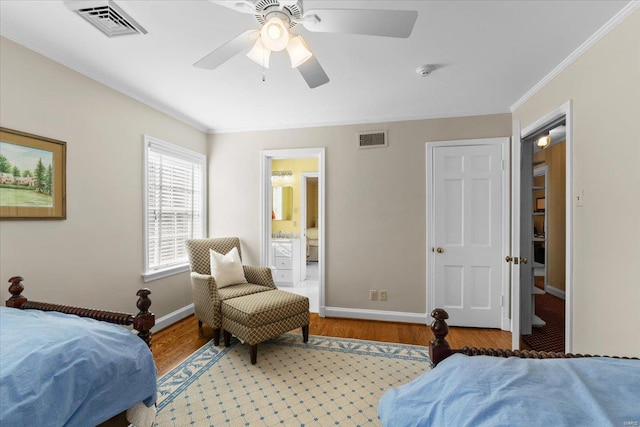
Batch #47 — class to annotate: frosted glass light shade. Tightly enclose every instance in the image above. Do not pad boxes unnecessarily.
[261,17,289,51]
[286,35,313,68]
[247,38,271,68]
[537,135,551,149]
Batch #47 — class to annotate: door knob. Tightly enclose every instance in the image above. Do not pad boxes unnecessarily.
[505,256,512,263]
[436,247,444,253]
[521,257,528,264]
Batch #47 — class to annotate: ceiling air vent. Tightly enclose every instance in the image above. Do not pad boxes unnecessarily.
[357,131,388,149]
[65,1,147,37]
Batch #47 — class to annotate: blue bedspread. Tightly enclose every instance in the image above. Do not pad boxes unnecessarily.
[379,353,640,426]
[0,306,157,427]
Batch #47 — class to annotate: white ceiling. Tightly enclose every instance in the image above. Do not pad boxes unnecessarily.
[0,1,631,133]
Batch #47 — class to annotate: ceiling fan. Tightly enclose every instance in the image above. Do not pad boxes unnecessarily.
[194,0,418,88]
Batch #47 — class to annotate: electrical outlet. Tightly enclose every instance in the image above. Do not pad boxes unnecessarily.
[370,290,377,301]
[380,290,387,301]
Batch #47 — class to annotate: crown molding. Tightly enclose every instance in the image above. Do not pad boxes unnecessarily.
[511,1,640,112]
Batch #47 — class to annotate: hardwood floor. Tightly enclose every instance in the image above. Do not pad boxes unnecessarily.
[152,314,512,376]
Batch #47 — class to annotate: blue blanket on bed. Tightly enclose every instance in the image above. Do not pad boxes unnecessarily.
[0,306,156,427]
[379,353,640,426]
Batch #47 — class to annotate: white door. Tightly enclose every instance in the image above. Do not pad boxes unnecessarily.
[431,140,505,328]
[519,135,534,336]
[509,121,536,345]
[511,120,541,344]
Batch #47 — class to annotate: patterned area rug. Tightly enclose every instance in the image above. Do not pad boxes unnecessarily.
[522,292,565,353]
[155,334,431,426]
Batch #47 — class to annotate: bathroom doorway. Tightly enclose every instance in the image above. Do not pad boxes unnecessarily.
[260,148,325,315]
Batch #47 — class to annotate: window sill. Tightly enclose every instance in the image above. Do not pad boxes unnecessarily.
[142,264,190,283]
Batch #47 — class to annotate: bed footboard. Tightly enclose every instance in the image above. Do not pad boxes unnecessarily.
[6,276,155,348]
[429,308,637,367]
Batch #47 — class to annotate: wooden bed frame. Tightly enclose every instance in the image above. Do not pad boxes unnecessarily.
[429,308,637,367]
[5,276,156,426]
[6,276,155,347]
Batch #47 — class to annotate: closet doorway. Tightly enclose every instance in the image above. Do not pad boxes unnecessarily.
[260,148,325,315]
[521,123,567,352]
[513,102,572,353]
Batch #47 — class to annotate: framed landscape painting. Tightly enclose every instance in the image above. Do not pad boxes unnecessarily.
[0,127,66,219]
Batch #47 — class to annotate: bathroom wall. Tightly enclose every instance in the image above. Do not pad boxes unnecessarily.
[271,157,318,236]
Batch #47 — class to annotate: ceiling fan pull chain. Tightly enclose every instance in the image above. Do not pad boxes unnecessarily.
[262,50,267,82]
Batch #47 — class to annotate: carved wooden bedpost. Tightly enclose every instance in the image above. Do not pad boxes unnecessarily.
[6,276,27,309]
[133,288,155,348]
[430,308,453,367]
[6,277,155,350]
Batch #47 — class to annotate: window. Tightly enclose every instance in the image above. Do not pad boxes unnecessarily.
[143,135,206,282]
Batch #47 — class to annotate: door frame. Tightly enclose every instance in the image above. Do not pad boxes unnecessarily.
[260,148,326,316]
[299,172,319,281]
[516,100,573,351]
[426,137,511,330]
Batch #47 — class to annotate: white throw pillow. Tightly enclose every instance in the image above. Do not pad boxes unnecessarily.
[209,247,247,288]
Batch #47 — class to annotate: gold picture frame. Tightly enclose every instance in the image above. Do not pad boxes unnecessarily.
[0,127,66,219]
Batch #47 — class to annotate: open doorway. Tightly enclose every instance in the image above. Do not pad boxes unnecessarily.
[260,148,325,315]
[521,120,568,353]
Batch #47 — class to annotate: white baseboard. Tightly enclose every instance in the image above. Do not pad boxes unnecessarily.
[154,305,427,332]
[152,303,194,333]
[545,285,566,300]
[323,306,427,324]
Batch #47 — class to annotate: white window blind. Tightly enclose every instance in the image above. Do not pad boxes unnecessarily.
[143,135,206,281]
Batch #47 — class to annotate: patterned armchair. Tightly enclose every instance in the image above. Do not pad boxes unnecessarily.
[185,237,276,345]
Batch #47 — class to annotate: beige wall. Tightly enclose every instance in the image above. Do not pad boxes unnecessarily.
[513,10,640,356]
[209,115,512,314]
[0,38,208,317]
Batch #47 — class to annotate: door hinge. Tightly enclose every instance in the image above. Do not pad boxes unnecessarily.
[501,160,505,170]
[500,295,504,307]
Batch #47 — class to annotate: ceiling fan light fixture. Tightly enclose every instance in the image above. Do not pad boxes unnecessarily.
[287,35,312,68]
[247,38,271,68]
[261,16,289,51]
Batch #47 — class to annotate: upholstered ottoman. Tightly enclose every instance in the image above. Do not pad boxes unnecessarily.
[221,289,310,364]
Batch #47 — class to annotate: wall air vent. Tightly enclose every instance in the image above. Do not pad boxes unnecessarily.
[357,131,388,149]
[65,1,147,37]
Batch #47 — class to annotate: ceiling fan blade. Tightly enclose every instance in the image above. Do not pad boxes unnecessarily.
[209,0,257,15]
[303,9,418,38]
[297,55,329,89]
[194,30,259,70]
